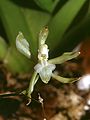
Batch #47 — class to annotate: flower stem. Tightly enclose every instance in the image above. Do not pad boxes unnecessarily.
[27,71,38,97]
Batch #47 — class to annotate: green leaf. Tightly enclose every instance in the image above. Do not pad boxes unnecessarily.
[52,73,78,83]
[0,38,34,73]
[34,0,59,12]
[0,37,8,60]
[47,0,86,52]
[48,52,80,64]
[22,8,51,49]
[0,0,36,55]
[4,47,34,73]
[59,6,90,53]
[0,0,38,73]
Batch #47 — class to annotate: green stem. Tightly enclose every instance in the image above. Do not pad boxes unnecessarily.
[27,71,38,97]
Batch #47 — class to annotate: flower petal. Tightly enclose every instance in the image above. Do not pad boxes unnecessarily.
[16,32,31,58]
[34,63,56,83]
[52,73,78,83]
[39,26,49,46]
[34,63,43,73]
[48,51,80,64]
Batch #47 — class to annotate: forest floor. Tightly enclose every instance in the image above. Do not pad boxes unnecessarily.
[0,60,90,120]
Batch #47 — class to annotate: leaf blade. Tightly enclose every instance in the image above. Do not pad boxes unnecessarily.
[34,0,59,12]
[47,0,86,52]
[0,0,36,55]
[0,37,8,60]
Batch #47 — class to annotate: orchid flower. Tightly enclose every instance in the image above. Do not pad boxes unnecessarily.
[16,26,80,99]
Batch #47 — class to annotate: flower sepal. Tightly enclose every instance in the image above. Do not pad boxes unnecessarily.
[48,51,80,64]
[16,32,31,58]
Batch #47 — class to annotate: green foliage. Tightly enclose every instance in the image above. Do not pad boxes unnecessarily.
[22,8,51,52]
[34,0,59,12]
[47,0,86,52]
[0,0,50,72]
[0,0,88,73]
[0,37,8,60]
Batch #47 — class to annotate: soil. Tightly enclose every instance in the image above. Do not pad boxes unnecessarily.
[0,59,90,120]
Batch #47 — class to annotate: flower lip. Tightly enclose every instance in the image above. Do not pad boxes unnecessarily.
[34,62,56,83]
[34,62,56,73]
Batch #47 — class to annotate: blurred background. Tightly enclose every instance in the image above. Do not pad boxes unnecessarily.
[0,0,90,120]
